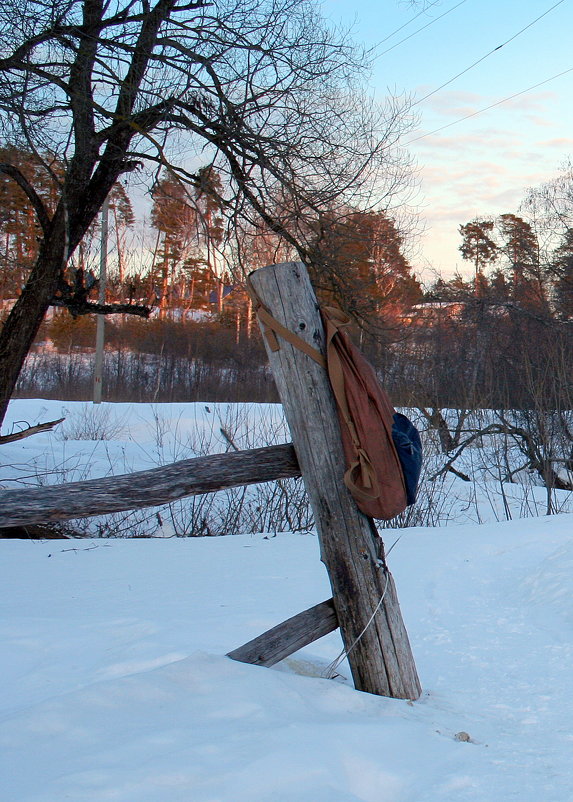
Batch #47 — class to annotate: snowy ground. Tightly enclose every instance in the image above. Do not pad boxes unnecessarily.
[4,520,573,801]
[3,400,573,800]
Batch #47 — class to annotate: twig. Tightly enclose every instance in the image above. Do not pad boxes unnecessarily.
[0,418,65,445]
[220,427,239,451]
[60,543,112,553]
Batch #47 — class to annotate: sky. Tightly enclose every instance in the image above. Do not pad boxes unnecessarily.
[321,0,573,280]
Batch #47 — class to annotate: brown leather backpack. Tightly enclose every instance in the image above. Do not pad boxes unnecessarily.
[320,306,408,520]
[248,277,410,520]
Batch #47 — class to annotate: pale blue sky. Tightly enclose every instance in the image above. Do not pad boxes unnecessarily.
[322,0,573,279]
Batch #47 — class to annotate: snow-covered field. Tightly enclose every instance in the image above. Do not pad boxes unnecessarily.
[4,520,573,801]
[3,400,573,800]
[3,399,571,536]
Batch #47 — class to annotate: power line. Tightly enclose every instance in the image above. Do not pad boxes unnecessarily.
[378,0,443,45]
[407,66,573,144]
[376,0,468,58]
[414,0,567,107]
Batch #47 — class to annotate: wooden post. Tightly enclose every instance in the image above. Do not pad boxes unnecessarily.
[249,262,421,700]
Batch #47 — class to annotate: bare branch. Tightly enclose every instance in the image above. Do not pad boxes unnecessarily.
[0,162,51,234]
[51,298,151,318]
[0,418,64,445]
[0,0,415,428]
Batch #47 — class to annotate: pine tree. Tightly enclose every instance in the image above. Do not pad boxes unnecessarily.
[458,220,499,281]
[497,214,547,312]
[307,209,422,332]
[552,228,573,319]
[0,147,59,298]
[150,172,198,318]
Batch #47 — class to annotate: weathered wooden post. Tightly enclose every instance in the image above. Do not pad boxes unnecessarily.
[249,262,421,699]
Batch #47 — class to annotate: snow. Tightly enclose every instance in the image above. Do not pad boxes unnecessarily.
[3,401,573,800]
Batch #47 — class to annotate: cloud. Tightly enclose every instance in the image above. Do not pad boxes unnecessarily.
[497,90,557,114]
[411,88,562,143]
[422,88,550,112]
[420,98,486,121]
[537,137,573,150]
[400,82,573,274]
[413,130,523,156]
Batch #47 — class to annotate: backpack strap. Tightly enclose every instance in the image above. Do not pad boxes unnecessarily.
[246,275,326,369]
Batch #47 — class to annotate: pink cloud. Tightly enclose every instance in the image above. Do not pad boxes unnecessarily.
[538,137,573,149]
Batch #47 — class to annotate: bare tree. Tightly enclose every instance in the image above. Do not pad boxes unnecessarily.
[0,0,415,427]
[523,162,573,242]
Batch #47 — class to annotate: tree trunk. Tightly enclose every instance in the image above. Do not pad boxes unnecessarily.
[0,218,66,429]
[419,407,456,453]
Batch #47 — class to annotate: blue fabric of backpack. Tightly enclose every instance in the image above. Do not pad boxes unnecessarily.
[392,413,423,506]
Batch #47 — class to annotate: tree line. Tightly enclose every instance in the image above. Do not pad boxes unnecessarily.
[5,151,573,424]
[428,164,573,318]
[0,0,421,430]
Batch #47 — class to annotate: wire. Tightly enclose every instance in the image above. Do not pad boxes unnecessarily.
[407,66,573,144]
[324,570,390,680]
[377,0,469,58]
[378,0,443,45]
[414,0,567,107]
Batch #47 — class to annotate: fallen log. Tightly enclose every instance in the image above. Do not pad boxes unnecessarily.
[0,443,300,527]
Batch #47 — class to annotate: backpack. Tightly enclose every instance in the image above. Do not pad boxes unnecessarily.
[391,412,423,507]
[248,284,422,520]
[321,306,421,519]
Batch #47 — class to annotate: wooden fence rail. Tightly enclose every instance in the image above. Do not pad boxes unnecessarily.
[0,443,299,527]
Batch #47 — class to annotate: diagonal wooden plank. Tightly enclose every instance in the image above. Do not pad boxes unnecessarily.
[227,598,338,667]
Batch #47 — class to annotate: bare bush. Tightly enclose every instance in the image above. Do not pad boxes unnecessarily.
[57,405,130,442]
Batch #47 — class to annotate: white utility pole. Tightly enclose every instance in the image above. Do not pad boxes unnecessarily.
[93,195,109,404]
